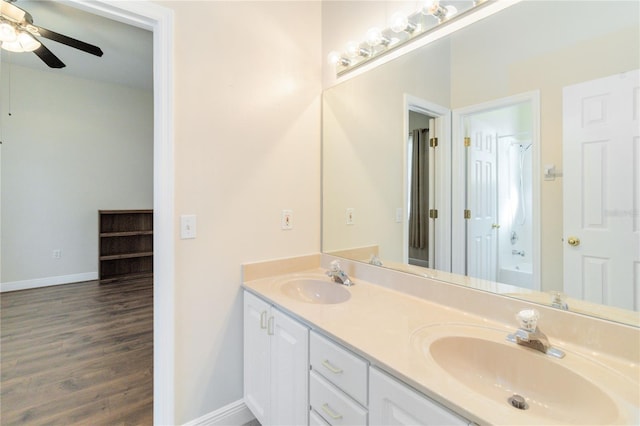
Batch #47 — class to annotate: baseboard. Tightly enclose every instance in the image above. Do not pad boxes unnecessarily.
[0,272,99,293]
[182,399,255,426]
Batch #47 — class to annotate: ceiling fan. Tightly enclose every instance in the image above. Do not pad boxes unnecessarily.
[0,0,102,68]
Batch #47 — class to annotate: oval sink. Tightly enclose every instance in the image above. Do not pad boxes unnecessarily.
[428,335,619,424]
[280,279,350,304]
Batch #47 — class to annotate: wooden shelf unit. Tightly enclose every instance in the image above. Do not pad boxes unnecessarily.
[99,209,153,284]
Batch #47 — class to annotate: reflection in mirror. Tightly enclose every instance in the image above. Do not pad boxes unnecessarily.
[322,0,640,326]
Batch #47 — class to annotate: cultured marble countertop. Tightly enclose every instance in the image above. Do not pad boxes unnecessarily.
[243,268,640,426]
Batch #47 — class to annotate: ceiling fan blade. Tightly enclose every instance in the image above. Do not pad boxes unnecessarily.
[34,26,103,57]
[33,43,66,69]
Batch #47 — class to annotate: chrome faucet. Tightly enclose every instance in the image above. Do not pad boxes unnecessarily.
[326,260,354,286]
[507,309,565,359]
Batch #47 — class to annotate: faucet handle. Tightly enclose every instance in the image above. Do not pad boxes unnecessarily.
[516,309,539,332]
[329,259,342,272]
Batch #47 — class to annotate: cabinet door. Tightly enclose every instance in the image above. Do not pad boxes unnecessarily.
[270,307,309,426]
[369,367,468,426]
[243,292,271,425]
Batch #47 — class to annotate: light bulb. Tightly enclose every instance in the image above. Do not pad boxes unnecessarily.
[366,27,386,47]
[1,31,41,53]
[0,22,17,42]
[1,39,24,52]
[345,41,360,58]
[17,31,40,52]
[327,50,350,67]
[390,12,416,34]
[445,5,458,18]
[421,0,439,15]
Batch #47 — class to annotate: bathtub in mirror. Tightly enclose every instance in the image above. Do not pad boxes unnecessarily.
[322,0,640,326]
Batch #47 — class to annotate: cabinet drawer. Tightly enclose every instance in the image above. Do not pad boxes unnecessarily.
[310,331,368,406]
[310,408,331,426]
[310,371,367,426]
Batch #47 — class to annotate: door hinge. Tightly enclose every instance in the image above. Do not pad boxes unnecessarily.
[464,209,471,219]
[429,209,438,219]
[430,137,438,148]
[464,137,471,147]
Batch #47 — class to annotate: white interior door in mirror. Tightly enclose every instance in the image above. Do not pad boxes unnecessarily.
[563,69,640,311]
[466,117,498,282]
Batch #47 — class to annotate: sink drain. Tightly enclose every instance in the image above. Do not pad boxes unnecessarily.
[508,394,529,410]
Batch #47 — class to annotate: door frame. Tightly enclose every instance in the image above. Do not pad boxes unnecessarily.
[66,1,175,423]
[403,95,451,271]
[451,91,540,290]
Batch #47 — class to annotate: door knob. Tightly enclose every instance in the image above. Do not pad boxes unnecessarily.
[491,224,501,229]
[567,236,580,247]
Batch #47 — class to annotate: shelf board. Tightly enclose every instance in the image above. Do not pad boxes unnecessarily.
[100,252,153,261]
[100,272,153,284]
[100,231,153,237]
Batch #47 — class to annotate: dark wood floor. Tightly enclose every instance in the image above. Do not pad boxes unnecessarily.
[1,278,153,425]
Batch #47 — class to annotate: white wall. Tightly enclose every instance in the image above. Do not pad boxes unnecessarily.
[0,64,153,286]
[164,1,322,422]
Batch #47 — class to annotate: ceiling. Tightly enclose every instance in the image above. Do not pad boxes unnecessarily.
[0,0,153,91]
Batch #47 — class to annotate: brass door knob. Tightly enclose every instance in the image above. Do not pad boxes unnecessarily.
[567,236,580,247]
[491,224,501,229]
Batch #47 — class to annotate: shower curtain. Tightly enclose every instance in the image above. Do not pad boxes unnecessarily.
[409,128,429,250]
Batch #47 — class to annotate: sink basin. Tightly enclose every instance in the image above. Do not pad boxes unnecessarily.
[280,279,350,304]
[427,334,619,424]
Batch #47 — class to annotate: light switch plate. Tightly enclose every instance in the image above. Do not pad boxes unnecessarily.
[346,208,355,225]
[281,210,293,230]
[181,214,197,239]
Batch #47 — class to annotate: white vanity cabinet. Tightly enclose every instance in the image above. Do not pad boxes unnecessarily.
[369,367,469,426]
[309,331,369,425]
[243,291,309,426]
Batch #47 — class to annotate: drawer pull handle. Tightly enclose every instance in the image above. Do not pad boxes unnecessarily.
[321,403,343,420]
[321,359,343,374]
[260,311,267,329]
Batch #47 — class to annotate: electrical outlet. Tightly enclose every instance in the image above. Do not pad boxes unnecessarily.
[281,210,293,230]
[180,215,197,239]
[346,208,355,225]
[52,249,62,259]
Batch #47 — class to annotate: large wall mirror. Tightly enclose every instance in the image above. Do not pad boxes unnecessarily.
[322,0,639,326]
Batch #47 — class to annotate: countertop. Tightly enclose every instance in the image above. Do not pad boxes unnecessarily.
[243,268,640,425]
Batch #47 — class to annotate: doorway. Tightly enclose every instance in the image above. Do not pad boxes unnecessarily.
[403,95,452,272]
[46,1,174,422]
[452,92,540,291]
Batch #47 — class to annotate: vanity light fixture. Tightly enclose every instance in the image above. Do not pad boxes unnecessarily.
[329,0,479,76]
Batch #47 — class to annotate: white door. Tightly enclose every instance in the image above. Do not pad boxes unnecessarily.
[270,308,309,426]
[466,117,498,281]
[563,69,640,310]
[243,292,270,425]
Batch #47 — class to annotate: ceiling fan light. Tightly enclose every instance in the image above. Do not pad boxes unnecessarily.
[0,22,17,42]
[17,31,40,52]
[1,39,25,52]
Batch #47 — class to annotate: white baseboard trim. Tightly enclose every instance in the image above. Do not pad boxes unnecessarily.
[182,399,255,426]
[0,272,99,293]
